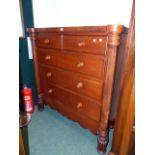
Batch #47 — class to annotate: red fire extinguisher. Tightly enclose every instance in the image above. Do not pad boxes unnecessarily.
[21,85,34,114]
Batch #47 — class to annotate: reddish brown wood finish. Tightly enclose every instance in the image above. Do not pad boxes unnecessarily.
[109,28,128,126]
[110,1,135,155]
[35,35,107,55]
[108,153,115,155]
[63,35,107,54]
[41,80,101,122]
[19,129,25,155]
[27,26,107,34]
[35,35,62,49]
[27,25,124,153]
[37,49,105,79]
[46,97,99,134]
[127,128,135,155]
[39,65,103,101]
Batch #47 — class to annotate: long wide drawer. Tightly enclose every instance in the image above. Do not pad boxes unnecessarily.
[39,65,103,101]
[43,95,99,134]
[41,81,101,122]
[37,49,105,79]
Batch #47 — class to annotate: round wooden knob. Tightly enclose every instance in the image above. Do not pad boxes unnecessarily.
[44,39,49,44]
[99,38,103,42]
[77,62,84,68]
[78,42,85,47]
[77,102,83,109]
[76,82,83,89]
[48,89,53,94]
[45,55,51,60]
[46,72,52,77]
[93,39,97,42]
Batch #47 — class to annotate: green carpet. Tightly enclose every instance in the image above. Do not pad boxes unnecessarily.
[28,106,113,155]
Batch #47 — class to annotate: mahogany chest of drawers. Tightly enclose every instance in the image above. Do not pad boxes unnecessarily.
[28,25,124,153]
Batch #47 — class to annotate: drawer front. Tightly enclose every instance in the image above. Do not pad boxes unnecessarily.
[39,65,103,101]
[37,49,104,79]
[41,81,101,122]
[35,35,62,49]
[43,95,99,134]
[63,35,107,54]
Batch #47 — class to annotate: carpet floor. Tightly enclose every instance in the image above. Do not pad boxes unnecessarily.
[28,106,113,155]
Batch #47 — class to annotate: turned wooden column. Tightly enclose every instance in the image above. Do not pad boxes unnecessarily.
[28,29,44,111]
[97,25,123,154]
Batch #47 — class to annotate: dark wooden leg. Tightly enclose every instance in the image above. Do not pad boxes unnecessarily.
[109,119,115,129]
[20,126,30,155]
[108,152,115,155]
[38,93,44,111]
[97,128,109,154]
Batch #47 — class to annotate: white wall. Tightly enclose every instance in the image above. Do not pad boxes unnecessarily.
[32,0,132,28]
[19,2,23,37]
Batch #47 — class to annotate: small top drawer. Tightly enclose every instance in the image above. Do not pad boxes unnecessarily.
[35,35,62,49]
[63,35,107,54]
[37,49,105,79]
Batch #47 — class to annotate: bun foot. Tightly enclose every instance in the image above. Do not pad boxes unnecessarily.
[97,128,109,154]
[38,93,44,111]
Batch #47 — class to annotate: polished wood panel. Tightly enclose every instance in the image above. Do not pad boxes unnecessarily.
[110,1,135,155]
[27,25,107,34]
[35,34,107,54]
[39,65,103,100]
[46,97,99,134]
[41,81,101,122]
[35,35,62,49]
[37,49,105,78]
[19,129,25,155]
[109,29,128,125]
[108,153,115,155]
[127,128,135,155]
[97,25,124,154]
[63,35,107,54]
